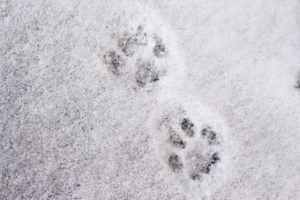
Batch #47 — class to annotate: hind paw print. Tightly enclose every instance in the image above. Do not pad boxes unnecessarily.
[102,23,171,90]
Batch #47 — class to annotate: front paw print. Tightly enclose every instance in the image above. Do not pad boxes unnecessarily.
[149,96,228,185]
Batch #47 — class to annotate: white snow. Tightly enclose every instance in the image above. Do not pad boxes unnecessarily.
[1,0,300,199]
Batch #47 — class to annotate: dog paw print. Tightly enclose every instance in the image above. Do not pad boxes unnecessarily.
[150,99,227,184]
[102,23,170,90]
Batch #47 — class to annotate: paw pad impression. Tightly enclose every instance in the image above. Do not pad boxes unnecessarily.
[149,96,229,186]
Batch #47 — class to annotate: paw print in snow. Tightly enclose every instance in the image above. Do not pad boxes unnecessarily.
[102,22,171,90]
[150,97,228,184]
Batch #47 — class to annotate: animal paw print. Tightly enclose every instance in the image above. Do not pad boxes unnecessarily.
[150,98,227,184]
[102,24,169,90]
[165,115,221,182]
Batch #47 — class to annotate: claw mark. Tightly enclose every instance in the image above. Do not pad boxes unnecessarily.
[181,118,195,137]
[168,154,183,173]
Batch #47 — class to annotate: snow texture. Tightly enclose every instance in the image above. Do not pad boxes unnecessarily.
[0,0,300,199]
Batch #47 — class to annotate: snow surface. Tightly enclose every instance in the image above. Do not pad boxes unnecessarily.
[0,0,300,199]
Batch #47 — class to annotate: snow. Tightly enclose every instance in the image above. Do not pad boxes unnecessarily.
[0,0,300,199]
